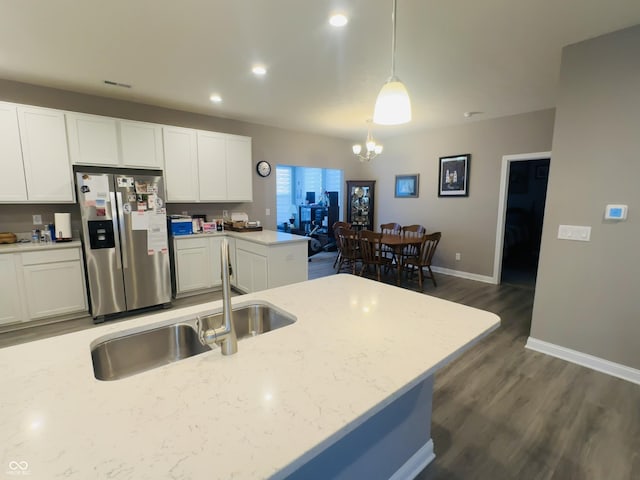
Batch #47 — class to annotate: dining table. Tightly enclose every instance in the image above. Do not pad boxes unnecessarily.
[380,233,423,285]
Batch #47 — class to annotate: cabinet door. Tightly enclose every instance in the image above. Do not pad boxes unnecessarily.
[66,112,119,166]
[0,254,23,325]
[235,248,268,293]
[0,102,27,202]
[175,241,214,294]
[209,237,224,288]
[197,131,227,201]
[226,135,253,201]
[22,261,87,319]
[163,126,199,201]
[119,120,164,169]
[17,106,74,202]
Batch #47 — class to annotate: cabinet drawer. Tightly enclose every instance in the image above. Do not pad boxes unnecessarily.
[22,248,80,265]
[175,236,209,250]
[235,239,268,257]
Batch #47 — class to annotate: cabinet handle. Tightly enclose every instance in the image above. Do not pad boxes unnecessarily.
[109,192,122,270]
[115,192,128,269]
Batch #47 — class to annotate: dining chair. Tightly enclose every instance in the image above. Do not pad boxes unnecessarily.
[402,232,441,288]
[336,228,361,274]
[401,224,426,261]
[379,222,401,262]
[359,230,394,281]
[332,221,352,269]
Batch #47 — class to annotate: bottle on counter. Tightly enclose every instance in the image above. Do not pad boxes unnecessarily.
[31,229,40,244]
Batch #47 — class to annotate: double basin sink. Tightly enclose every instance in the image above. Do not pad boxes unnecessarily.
[91,303,295,381]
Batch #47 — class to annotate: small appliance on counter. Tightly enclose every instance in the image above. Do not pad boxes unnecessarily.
[224,212,263,232]
[54,213,73,242]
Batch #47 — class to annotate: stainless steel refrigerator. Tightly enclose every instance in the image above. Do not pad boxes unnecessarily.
[76,169,172,321]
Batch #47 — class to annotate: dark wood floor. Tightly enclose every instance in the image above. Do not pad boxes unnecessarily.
[3,252,639,479]
[309,251,640,480]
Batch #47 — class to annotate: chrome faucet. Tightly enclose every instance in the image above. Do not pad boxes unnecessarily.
[196,238,238,355]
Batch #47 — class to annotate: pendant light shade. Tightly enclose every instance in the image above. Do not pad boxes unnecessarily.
[373,77,411,125]
[373,0,411,126]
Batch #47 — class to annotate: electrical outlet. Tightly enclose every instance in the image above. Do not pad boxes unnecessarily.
[266,208,271,216]
[455,252,461,261]
[32,214,42,225]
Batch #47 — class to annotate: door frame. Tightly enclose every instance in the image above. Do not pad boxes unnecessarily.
[492,151,551,284]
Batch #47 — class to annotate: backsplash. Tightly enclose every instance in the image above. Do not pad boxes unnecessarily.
[0,204,81,240]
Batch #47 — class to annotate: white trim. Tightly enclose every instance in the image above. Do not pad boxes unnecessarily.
[390,439,435,480]
[526,337,640,385]
[431,266,495,284]
[492,151,552,284]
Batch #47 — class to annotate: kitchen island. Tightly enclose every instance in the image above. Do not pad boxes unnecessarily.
[0,275,499,479]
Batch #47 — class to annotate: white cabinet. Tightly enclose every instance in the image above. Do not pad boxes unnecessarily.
[163,126,199,201]
[21,249,87,320]
[0,246,88,325]
[0,103,73,203]
[163,125,253,203]
[0,102,27,202]
[0,254,23,325]
[225,135,252,202]
[66,112,163,169]
[119,120,163,168]
[18,106,75,202]
[234,238,307,293]
[235,243,268,293]
[65,112,120,166]
[173,236,224,297]
[174,237,213,294]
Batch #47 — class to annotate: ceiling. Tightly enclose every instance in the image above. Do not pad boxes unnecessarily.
[2,0,640,141]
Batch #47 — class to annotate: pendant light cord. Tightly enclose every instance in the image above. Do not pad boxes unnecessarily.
[390,0,397,79]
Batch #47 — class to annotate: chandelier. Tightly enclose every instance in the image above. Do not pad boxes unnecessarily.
[352,120,383,162]
[373,0,411,125]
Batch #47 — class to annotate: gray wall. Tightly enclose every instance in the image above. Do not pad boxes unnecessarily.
[362,109,555,276]
[531,26,640,369]
[0,79,360,233]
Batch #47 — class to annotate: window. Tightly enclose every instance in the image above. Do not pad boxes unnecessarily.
[276,166,293,227]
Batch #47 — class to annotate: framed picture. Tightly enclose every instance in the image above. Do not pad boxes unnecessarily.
[395,174,419,198]
[438,154,470,197]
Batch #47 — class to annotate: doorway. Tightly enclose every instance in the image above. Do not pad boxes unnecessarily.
[493,152,551,287]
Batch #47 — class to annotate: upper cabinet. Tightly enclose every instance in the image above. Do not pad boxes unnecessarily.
[66,112,163,169]
[163,126,252,203]
[0,102,74,203]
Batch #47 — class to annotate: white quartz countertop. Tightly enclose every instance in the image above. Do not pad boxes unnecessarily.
[174,228,309,245]
[0,240,82,254]
[0,275,499,479]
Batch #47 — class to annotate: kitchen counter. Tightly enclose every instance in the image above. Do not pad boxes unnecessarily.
[175,228,309,245]
[0,275,499,479]
[0,239,82,254]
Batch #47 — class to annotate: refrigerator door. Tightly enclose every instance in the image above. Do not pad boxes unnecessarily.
[115,173,171,310]
[76,172,127,318]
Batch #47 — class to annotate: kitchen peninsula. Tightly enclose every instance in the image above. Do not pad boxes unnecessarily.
[0,275,499,479]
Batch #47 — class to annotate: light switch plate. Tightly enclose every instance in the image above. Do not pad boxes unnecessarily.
[558,225,591,242]
[32,214,42,225]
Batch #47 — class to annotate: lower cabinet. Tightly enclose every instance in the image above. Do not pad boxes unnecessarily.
[0,247,88,326]
[0,254,23,325]
[172,235,307,296]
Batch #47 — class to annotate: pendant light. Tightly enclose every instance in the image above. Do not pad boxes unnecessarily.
[373,0,411,125]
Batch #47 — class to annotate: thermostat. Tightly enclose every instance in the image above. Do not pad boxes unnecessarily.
[604,204,628,220]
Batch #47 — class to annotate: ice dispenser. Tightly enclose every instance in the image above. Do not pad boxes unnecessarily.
[88,220,115,249]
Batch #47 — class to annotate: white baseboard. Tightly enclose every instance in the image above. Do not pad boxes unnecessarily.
[526,337,640,385]
[390,439,435,480]
[431,266,496,284]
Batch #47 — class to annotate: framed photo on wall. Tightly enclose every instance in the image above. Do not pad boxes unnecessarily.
[395,174,419,198]
[438,154,470,197]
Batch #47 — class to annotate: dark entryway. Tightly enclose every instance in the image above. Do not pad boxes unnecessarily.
[501,158,550,288]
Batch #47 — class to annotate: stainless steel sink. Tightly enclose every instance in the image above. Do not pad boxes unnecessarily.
[92,324,212,381]
[91,303,295,381]
[197,303,296,340]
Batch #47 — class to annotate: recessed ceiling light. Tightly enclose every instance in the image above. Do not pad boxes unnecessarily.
[209,94,222,103]
[329,13,348,27]
[252,65,267,76]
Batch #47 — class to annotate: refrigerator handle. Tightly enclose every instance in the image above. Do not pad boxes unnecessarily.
[115,191,128,270]
[109,192,123,270]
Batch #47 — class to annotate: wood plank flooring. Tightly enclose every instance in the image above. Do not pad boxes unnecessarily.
[2,251,639,479]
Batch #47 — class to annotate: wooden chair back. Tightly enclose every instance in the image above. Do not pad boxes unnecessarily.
[402,232,441,288]
[337,228,361,274]
[359,230,393,281]
[380,222,401,235]
[401,225,426,257]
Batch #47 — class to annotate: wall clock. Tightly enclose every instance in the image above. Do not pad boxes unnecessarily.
[256,160,272,177]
